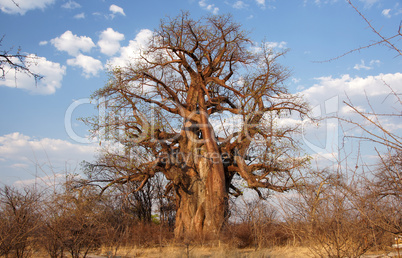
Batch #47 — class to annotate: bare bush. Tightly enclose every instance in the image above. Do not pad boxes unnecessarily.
[39,179,105,258]
[226,197,290,249]
[348,152,402,242]
[0,186,42,258]
[279,169,387,257]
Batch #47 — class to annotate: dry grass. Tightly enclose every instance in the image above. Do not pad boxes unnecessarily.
[95,245,312,258]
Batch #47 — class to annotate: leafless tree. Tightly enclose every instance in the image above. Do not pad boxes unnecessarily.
[348,152,402,238]
[0,185,42,258]
[40,178,105,258]
[82,161,174,224]
[83,12,309,238]
[279,169,386,257]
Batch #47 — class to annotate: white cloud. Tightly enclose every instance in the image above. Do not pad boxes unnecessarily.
[61,0,80,9]
[109,4,125,16]
[0,0,55,15]
[309,0,377,7]
[310,152,339,163]
[381,8,391,18]
[199,0,207,7]
[233,1,248,9]
[210,114,243,137]
[251,41,288,53]
[98,28,125,56]
[303,73,402,102]
[73,12,85,19]
[10,163,29,169]
[199,0,219,14]
[359,0,380,7]
[0,54,66,95]
[340,105,365,114]
[292,77,301,84]
[0,132,96,162]
[395,3,402,15]
[51,30,95,56]
[300,72,402,148]
[256,0,265,8]
[369,59,381,66]
[14,173,66,187]
[353,60,371,70]
[300,73,402,162]
[67,54,103,78]
[0,132,97,184]
[39,40,48,46]
[312,0,338,5]
[353,59,381,70]
[266,41,287,49]
[108,29,153,68]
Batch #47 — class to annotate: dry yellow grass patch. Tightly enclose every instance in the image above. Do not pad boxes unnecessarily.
[97,245,312,257]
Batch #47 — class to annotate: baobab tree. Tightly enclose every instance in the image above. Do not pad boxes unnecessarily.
[84,13,309,238]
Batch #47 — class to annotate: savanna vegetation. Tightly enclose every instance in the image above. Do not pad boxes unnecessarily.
[1,3,401,257]
[0,151,400,257]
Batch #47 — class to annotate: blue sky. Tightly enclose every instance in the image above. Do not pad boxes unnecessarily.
[0,0,401,185]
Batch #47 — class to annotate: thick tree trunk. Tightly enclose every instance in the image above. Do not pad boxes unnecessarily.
[173,118,228,239]
[174,150,228,238]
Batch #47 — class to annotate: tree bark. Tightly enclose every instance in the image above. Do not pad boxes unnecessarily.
[174,151,228,239]
[173,119,228,239]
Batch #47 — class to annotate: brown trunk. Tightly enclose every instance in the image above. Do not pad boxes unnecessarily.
[174,148,228,239]
[174,118,228,239]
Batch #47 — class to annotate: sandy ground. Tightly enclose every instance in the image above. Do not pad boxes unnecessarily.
[87,246,313,258]
[85,246,402,258]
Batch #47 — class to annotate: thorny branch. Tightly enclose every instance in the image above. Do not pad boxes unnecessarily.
[315,0,402,62]
[0,37,44,85]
